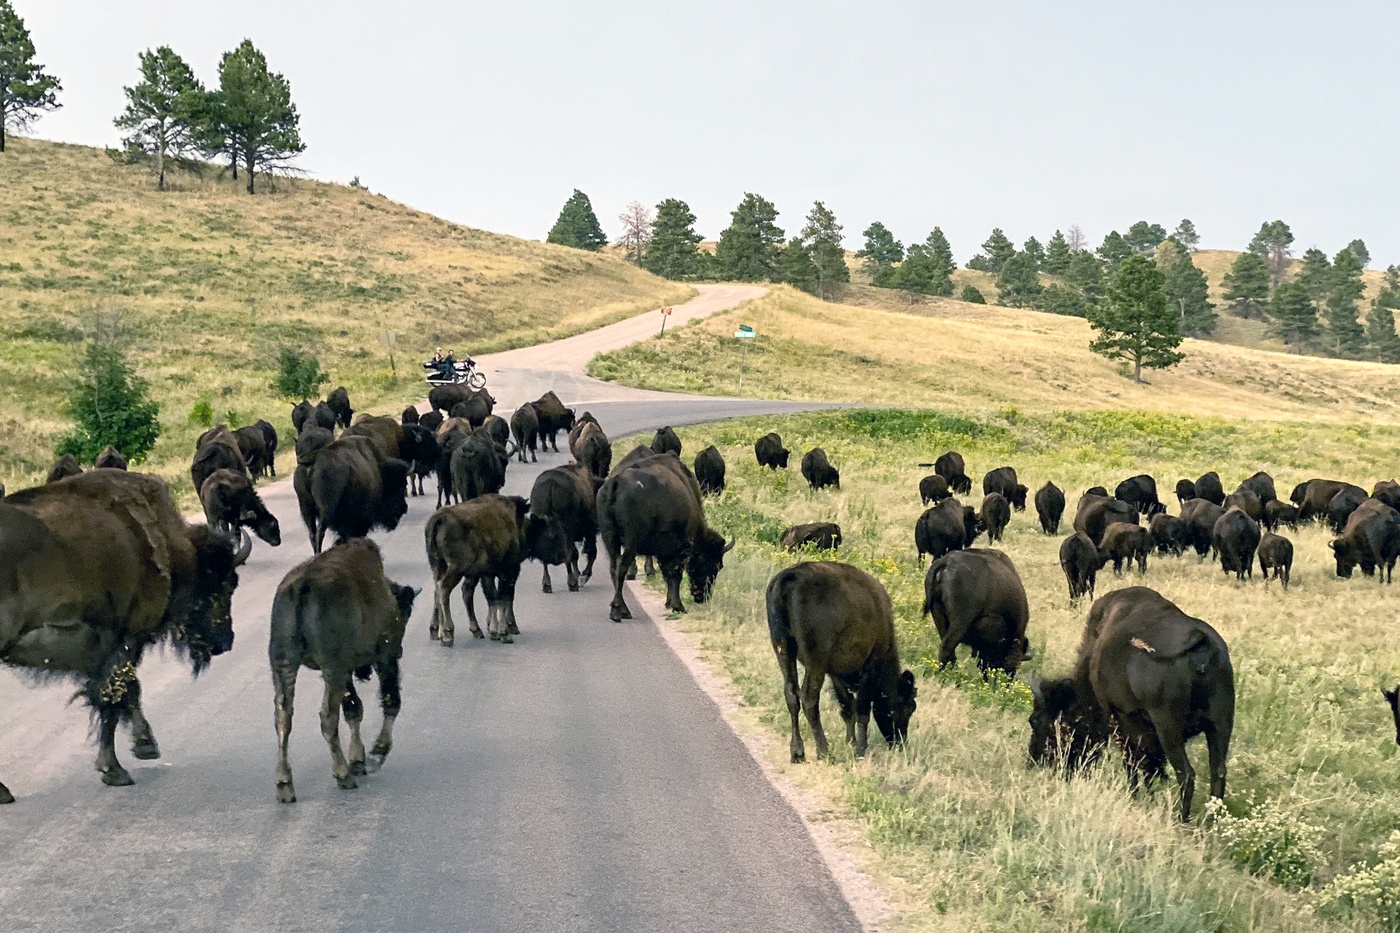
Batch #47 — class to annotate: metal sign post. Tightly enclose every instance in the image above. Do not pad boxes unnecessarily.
[659,306,672,337]
[734,324,755,390]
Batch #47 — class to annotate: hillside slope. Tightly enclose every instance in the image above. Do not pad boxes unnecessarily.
[0,138,692,490]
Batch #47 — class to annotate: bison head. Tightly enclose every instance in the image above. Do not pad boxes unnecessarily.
[872,670,917,748]
[687,529,736,604]
[387,580,421,645]
[1010,484,1029,511]
[375,459,412,531]
[1027,677,1109,771]
[523,514,569,567]
[178,526,251,673]
[1329,537,1360,578]
[1384,686,1399,747]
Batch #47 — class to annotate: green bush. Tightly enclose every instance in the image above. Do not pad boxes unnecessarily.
[1203,796,1323,889]
[271,347,329,400]
[1320,830,1400,929]
[188,398,214,428]
[56,342,162,464]
[960,284,986,304]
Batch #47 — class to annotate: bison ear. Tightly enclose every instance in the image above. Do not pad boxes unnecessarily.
[899,669,916,697]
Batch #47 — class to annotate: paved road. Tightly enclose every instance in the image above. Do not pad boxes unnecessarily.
[0,288,863,932]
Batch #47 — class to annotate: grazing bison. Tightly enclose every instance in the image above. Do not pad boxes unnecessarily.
[451,432,508,502]
[401,405,420,426]
[529,463,600,593]
[1101,522,1151,575]
[1262,500,1300,531]
[1299,479,1363,524]
[801,448,840,491]
[1222,488,1263,522]
[780,522,842,551]
[1290,481,1312,506]
[269,539,418,803]
[1149,513,1190,556]
[933,451,972,495]
[767,561,917,761]
[1115,475,1162,516]
[915,498,981,563]
[694,445,726,496]
[191,426,250,494]
[573,422,613,480]
[199,469,281,546]
[1074,495,1138,547]
[981,492,1010,543]
[531,390,576,452]
[983,467,1028,511]
[1180,499,1225,559]
[1237,471,1276,506]
[94,446,128,470]
[1372,480,1400,510]
[1028,587,1234,821]
[1330,499,1400,581]
[922,549,1029,675]
[0,470,249,799]
[1175,478,1197,505]
[47,454,83,483]
[510,403,540,464]
[597,452,734,621]
[1059,532,1108,603]
[1327,486,1370,535]
[1194,471,1225,506]
[651,426,682,456]
[398,425,439,497]
[1258,532,1293,588]
[1035,482,1065,535]
[292,400,315,434]
[327,386,354,429]
[1213,508,1261,581]
[1385,687,1399,746]
[425,494,533,645]
[307,435,410,554]
[234,424,271,479]
[755,432,790,470]
[919,474,951,505]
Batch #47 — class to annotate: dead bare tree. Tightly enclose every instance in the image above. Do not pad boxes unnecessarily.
[1067,224,1087,252]
[618,201,653,266]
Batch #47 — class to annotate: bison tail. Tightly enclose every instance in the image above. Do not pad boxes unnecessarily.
[424,512,446,576]
[765,569,797,643]
[921,562,945,618]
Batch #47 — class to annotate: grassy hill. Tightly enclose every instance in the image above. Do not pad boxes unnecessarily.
[0,137,692,492]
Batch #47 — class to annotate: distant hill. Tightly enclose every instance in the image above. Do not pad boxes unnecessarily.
[0,138,692,491]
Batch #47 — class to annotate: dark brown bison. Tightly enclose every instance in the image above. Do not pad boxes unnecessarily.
[1290,480,1312,506]
[234,424,271,479]
[767,561,917,761]
[1194,471,1225,506]
[94,446,128,470]
[1059,532,1108,603]
[1083,485,1109,499]
[922,549,1029,675]
[529,463,600,593]
[1262,500,1300,531]
[401,405,420,426]
[1179,499,1225,559]
[449,395,492,429]
[915,498,981,563]
[1029,587,1234,821]
[256,420,278,476]
[1258,532,1293,588]
[1213,508,1261,581]
[311,401,337,433]
[428,383,474,417]
[292,400,315,434]
[1035,482,1065,535]
[1101,522,1151,575]
[694,445,726,496]
[269,538,418,802]
[292,427,334,549]
[199,469,281,546]
[983,467,1028,511]
[981,492,1010,543]
[1174,478,1197,505]
[425,494,533,645]
[46,454,83,483]
[0,470,249,800]
[1115,475,1163,516]
[191,426,250,493]
[433,417,475,508]
[306,435,410,554]
[572,422,613,480]
[398,425,439,497]
[1385,687,1399,746]
[651,426,681,456]
[1327,486,1369,535]
[327,386,354,429]
[779,522,842,551]
[480,414,510,450]
[347,414,403,459]
[597,452,734,621]
[419,410,444,434]
[801,448,840,491]
[755,432,790,470]
[510,403,540,464]
[1149,513,1190,556]
[1074,495,1138,547]
[1222,488,1263,522]
[1372,480,1400,510]
[1237,471,1276,505]
[567,411,600,452]
[451,432,507,502]
[933,451,972,495]
[1330,498,1400,581]
[1299,479,1363,524]
[919,474,951,505]
[531,390,576,452]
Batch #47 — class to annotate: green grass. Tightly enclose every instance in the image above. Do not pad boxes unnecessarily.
[651,408,1400,932]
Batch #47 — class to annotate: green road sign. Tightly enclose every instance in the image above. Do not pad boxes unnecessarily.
[735,324,756,339]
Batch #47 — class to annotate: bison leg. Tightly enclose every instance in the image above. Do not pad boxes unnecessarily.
[773,639,805,763]
[319,676,356,790]
[313,517,328,556]
[128,697,161,760]
[800,665,831,760]
[606,544,633,622]
[1149,714,1196,821]
[579,534,597,586]
[95,708,133,787]
[644,555,657,578]
[431,570,462,646]
[273,664,298,803]
[500,569,520,636]
[661,557,685,614]
[563,543,579,592]
[462,578,486,638]
[830,679,860,754]
[370,657,402,762]
[541,561,554,594]
[482,577,507,642]
[342,677,367,776]
[86,659,139,787]
[1205,718,1231,806]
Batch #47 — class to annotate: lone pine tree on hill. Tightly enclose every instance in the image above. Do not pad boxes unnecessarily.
[1222,251,1270,319]
[800,201,848,299]
[643,198,703,279]
[0,0,61,152]
[114,46,206,190]
[205,40,304,194]
[547,189,608,251]
[1087,254,1183,383]
[716,193,783,282]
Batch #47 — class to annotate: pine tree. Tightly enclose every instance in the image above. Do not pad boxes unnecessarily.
[1035,285,1090,318]
[893,243,934,296]
[1222,251,1270,319]
[996,252,1042,307]
[1297,248,1332,307]
[1087,254,1183,383]
[776,238,818,294]
[1270,282,1318,348]
[1021,237,1045,271]
[1044,230,1071,275]
[1125,221,1168,256]
[799,201,848,299]
[205,40,304,194]
[1326,247,1367,356]
[113,47,206,190]
[1348,239,1371,268]
[716,193,783,281]
[960,285,986,304]
[857,221,903,287]
[1173,219,1200,252]
[643,198,703,280]
[57,341,162,464]
[1097,231,1133,271]
[0,0,61,151]
[1247,220,1294,288]
[547,189,608,251]
[1159,242,1216,337]
[924,227,956,296]
[1064,249,1105,301]
[1365,303,1400,363]
[969,228,1015,274]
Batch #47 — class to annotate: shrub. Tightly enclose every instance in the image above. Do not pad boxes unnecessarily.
[960,285,986,304]
[271,347,329,400]
[188,399,214,428]
[1203,796,1323,889]
[1319,831,1400,930]
[56,342,162,464]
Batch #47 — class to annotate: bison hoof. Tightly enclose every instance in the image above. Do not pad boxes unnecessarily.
[580,572,592,585]
[568,583,579,592]
[370,741,391,759]
[101,766,134,788]
[132,737,161,760]
[349,760,367,777]
[542,583,553,594]
[499,634,514,644]
[625,568,637,581]
[336,773,358,790]
[507,622,519,635]
[489,632,500,641]
[0,784,14,805]
[277,782,297,804]
[470,628,485,640]
[791,750,805,764]
[428,624,439,640]
[439,632,454,647]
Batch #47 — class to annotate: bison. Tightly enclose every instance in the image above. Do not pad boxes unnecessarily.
[1258,532,1293,588]
[1059,532,1108,603]
[419,410,444,434]
[46,454,83,483]
[0,470,249,799]
[1194,471,1226,506]
[981,492,1010,543]
[529,463,600,593]
[510,403,540,464]
[1180,499,1224,559]
[398,424,440,497]
[983,467,1028,511]
[755,432,790,470]
[327,386,354,429]
[1035,481,1065,535]
[1237,471,1276,506]
[694,445,726,496]
[292,427,334,549]
[651,426,682,456]
[1074,495,1138,547]
[256,420,278,476]
[1222,488,1263,522]
[1174,478,1197,505]
[919,474,951,505]
[1149,513,1190,556]
[779,522,842,551]
[1213,508,1261,581]
[1299,479,1363,524]
[573,422,613,480]
[191,426,250,494]
[347,414,403,459]
[915,498,981,563]
[1330,498,1400,581]
[199,469,281,546]
[1028,587,1234,821]
[1327,486,1369,535]
[269,539,418,802]
[449,395,492,429]
[1101,522,1151,575]
[234,425,271,479]
[425,494,534,645]
[1385,687,1399,746]
[767,561,917,761]
[801,448,840,491]
[306,435,410,554]
[531,390,575,452]
[451,432,507,502]
[1262,500,1300,531]
[94,446,128,470]
[1114,474,1162,516]
[292,400,315,434]
[401,405,421,426]
[922,549,1029,675]
[933,451,972,495]
[1372,480,1400,511]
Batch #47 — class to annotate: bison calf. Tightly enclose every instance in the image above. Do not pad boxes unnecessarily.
[919,474,950,505]
[1059,532,1108,603]
[1258,532,1293,588]
[425,495,532,645]
[779,522,842,551]
[1101,522,1151,575]
[981,492,1010,543]
[1149,513,1190,556]
[922,549,1029,675]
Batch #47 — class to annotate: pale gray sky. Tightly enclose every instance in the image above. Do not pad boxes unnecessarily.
[19,1,1400,264]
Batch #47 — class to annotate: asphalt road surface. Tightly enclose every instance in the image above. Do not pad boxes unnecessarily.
[0,287,866,933]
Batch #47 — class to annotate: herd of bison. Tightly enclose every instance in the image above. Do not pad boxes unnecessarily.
[3,384,1399,823]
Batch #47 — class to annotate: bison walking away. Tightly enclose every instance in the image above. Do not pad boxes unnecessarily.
[451,433,507,502]
[1101,522,1151,575]
[0,471,249,800]
[780,522,842,551]
[327,386,354,429]
[425,495,535,645]
[529,463,600,593]
[1059,532,1108,603]
[981,492,1010,543]
[269,539,418,803]
[694,445,726,496]
[1035,482,1065,535]
[1258,532,1293,588]
[1175,478,1197,505]
[1213,508,1261,581]
[755,432,790,470]
[933,451,972,495]
[651,426,682,456]
[1115,475,1162,516]
[1028,587,1234,821]
[915,498,981,563]
[920,474,951,505]
[1194,471,1226,506]
[510,403,540,463]
[307,436,410,554]
[94,446,128,470]
[801,448,840,491]
[398,424,439,497]
[573,422,613,480]
[191,426,250,493]
[922,549,1029,675]
[983,467,1028,511]
[767,562,917,762]
[1180,499,1225,559]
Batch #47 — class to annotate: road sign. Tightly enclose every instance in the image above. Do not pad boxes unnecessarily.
[735,324,756,339]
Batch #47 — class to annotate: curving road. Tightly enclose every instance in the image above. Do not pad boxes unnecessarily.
[0,286,865,932]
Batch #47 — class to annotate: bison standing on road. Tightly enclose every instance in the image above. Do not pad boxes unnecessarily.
[1035,482,1065,535]
[801,448,840,491]
[307,435,410,554]
[451,432,508,502]
[922,549,1029,675]
[1059,532,1108,603]
[510,403,540,463]
[327,386,354,429]
[1258,532,1293,588]
[780,522,842,551]
[425,494,533,645]
[191,426,250,493]
[933,451,972,495]
[531,391,576,452]
[200,469,281,546]
[573,422,613,480]
[398,424,440,497]
[983,467,1028,511]
[234,425,271,479]
[529,463,600,593]
[755,432,790,470]
[1028,587,1234,821]
[269,539,418,803]
[694,445,726,496]
[767,562,917,762]
[401,405,420,426]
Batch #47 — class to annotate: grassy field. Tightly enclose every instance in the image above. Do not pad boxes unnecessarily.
[0,137,692,494]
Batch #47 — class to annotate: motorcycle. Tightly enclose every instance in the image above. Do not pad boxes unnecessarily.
[424,358,486,390]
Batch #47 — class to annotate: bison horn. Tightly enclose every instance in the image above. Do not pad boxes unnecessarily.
[233,528,253,566]
[722,534,737,553]
[1025,674,1044,706]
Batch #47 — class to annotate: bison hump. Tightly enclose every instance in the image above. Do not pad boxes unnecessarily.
[1127,624,1208,665]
